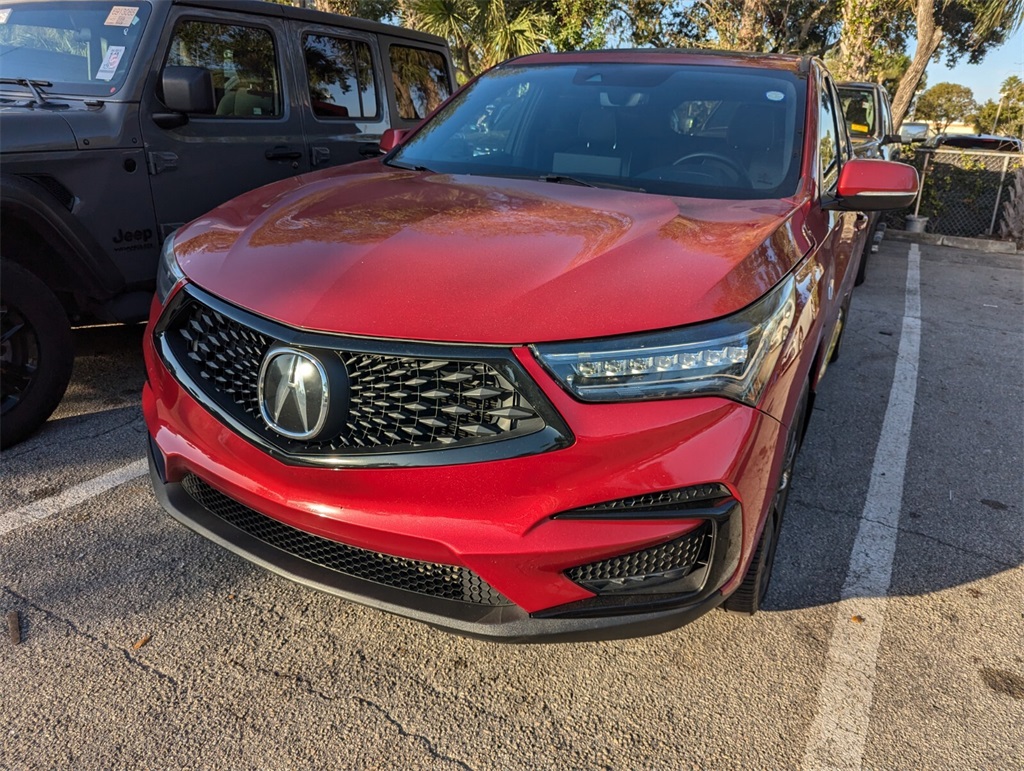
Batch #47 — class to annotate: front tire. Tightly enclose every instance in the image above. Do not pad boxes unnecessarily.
[1,262,74,448]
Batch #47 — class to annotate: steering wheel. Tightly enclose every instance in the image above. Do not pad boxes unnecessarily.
[672,152,751,187]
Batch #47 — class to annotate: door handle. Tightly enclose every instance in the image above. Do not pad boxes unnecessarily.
[265,145,303,161]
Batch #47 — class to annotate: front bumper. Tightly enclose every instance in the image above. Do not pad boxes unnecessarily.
[150,437,740,642]
[143,294,792,641]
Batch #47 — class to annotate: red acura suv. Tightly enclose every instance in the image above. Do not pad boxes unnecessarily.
[143,50,917,641]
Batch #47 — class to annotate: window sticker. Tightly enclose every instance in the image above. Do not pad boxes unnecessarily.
[766,91,785,102]
[0,9,11,24]
[104,6,138,26]
[96,45,126,81]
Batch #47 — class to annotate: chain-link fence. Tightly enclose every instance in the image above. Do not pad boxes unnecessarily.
[883,147,1024,237]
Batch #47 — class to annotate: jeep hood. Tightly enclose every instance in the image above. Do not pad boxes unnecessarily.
[173,164,810,344]
[0,107,76,153]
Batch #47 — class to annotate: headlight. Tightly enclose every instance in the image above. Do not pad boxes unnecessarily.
[534,276,796,406]
[155,230,185,305]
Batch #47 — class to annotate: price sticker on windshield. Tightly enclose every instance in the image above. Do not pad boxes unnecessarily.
[104,6,138,26]
[0,9,12,24]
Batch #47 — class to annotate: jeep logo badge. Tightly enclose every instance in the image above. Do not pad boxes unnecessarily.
[258,347,333,440]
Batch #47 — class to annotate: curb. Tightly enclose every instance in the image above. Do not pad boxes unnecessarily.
[886,229,1021,255]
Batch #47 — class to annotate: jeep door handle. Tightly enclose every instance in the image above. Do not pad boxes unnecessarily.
[265,145,303,161]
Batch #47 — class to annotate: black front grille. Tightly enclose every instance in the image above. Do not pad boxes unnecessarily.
[566,522,712,592]
[181,474,510,606]
[159,290,564,461]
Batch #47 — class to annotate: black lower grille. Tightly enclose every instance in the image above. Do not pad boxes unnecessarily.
[566,523,712,593]
[180,474,510,606]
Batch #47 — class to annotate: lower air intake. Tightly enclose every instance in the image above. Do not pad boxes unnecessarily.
[180,474,510,606]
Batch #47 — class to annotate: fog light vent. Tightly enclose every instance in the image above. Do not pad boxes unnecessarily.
[566,522,712,595]
[559,484,731,519]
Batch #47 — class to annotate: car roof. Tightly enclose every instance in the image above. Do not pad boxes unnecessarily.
[172,0,448,46]
[836,82,882,90]
[507,49,811,75]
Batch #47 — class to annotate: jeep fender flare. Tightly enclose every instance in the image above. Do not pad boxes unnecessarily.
[0,173,125,314]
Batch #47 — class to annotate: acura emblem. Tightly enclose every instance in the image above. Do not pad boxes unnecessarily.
[258,347,331,440]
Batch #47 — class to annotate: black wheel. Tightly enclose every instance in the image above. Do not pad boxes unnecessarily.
[1,262,74,448]
[724,383,807,614]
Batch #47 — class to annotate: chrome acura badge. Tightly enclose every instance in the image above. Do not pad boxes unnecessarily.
[258,347,331,440]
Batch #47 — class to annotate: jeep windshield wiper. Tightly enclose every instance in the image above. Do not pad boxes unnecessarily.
[0,78,53,106]
[385,159,433,172]
[540,174,646,193]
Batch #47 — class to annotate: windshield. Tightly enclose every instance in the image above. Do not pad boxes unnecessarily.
[391,62,807,200]
[838,87,876,138]
[0,2,151,96]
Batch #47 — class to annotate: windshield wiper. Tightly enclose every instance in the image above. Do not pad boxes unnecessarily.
[385,159,433,172]
[540,174,646,193]
[0,78,52,106]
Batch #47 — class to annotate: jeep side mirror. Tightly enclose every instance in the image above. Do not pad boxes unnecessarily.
[379,128,411,153]
[881,133,902,145]
[825,158,919,211]
[155,66,215,128]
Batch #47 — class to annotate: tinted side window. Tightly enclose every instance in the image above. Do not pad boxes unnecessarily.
[818,79,841,190]
[303,34,378,119]
[389,46,451,121]
[166,20,280,118]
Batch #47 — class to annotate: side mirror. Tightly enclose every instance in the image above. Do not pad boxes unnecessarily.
[379,128,411,153]
[880,133,903,145]
[161,66,215,114]
[827,158,919,211]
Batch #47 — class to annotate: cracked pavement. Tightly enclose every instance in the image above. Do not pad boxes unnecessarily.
[1,241,1022,769]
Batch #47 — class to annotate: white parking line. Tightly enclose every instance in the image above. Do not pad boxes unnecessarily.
[802,244,922,770]
[0,458,148,537]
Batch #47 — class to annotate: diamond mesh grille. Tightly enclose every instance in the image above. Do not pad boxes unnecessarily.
[163,296,549,456]
[181,474,510,606]
[566,523,712,585]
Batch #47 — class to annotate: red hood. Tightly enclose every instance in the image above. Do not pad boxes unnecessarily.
[173,163,811,344]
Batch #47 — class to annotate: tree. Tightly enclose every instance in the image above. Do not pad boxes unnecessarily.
[914,82,977,132]
[889,0,1024,128]
[974,74,1024,133]
[406,0,549,80]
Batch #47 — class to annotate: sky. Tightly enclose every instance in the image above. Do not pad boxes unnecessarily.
[933,26,1024,104]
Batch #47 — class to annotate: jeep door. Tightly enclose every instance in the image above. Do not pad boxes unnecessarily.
[290,22,387,170]
[140,7,309,240]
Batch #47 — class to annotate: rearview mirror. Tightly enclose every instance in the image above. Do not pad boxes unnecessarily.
[827,158,919,211]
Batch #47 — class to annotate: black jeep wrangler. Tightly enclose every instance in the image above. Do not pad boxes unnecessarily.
[0,0,453,447]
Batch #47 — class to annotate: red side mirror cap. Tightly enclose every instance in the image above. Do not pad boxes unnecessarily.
[379,128,411,154]
[831,158,919,211]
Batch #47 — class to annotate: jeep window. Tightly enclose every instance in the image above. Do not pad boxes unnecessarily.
[389,45,451,121]
[165,21,280,118]
[0,2,150,96]
[389,63,806,201]
[838,87,876,138]
[303,34,377,119]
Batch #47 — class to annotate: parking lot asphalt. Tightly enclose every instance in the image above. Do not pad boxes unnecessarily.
[2,239,1022,770]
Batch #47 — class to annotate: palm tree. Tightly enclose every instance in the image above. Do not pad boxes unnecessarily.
[405,0,549,80]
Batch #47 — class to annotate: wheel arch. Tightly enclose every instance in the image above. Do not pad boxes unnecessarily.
[0,173,124,318]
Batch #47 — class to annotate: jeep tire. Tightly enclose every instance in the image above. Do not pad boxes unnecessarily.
[1,261,74,448]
